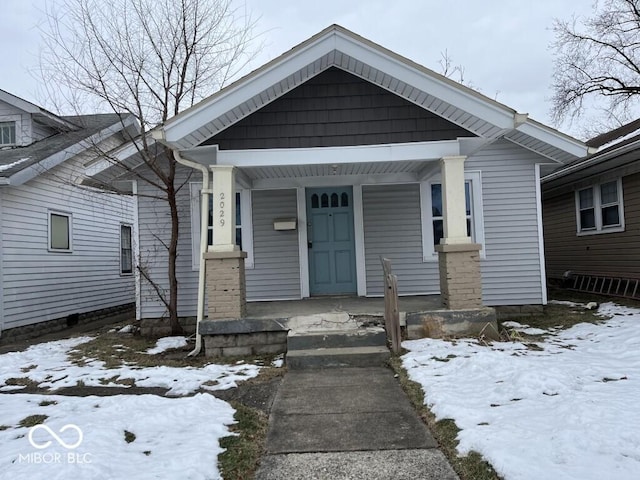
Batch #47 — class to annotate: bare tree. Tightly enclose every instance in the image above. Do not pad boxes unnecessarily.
[551,0,640,126]
[38,0,257,334]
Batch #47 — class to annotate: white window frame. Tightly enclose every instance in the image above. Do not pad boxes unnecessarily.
[120,223,133,275]
[48,210,73,253]
[189,183,254,270]
[575,178,625,235]
[0,115,21,146]
[420,171,485,261]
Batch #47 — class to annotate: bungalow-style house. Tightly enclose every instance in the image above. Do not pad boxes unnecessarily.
[89,25,589,353]
[542,119,640,298]
[0,90,136,342]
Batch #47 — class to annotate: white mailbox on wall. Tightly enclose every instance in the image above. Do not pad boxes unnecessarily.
[273,218,297,231]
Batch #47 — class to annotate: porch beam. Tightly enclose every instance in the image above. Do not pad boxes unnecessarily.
[251,172,420,189]
[216,140,461,168]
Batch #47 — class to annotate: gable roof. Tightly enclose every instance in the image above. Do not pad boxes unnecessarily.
[0,89,78,132]
[585,118,640,149]
[154,24,587,163]
[0,113,136,186]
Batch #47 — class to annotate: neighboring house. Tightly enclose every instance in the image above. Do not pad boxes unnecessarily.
[0,89,137,341]
[542,119,640,297]
[90,25,589,325]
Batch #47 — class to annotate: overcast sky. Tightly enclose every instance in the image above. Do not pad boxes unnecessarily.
[2,0,595,136]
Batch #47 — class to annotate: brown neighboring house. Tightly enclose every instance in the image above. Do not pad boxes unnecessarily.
[542,120,640,297]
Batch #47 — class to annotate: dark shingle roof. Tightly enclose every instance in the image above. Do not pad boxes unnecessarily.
[0,113,125,178]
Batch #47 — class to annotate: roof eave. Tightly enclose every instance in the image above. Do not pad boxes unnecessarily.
[4,115,138,186]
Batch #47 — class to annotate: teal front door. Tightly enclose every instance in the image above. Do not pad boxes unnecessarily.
[306,187,357,295]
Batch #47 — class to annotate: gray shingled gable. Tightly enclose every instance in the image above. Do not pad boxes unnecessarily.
[0,113,124,178]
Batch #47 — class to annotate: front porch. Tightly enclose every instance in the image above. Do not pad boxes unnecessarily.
[198,295,497,360]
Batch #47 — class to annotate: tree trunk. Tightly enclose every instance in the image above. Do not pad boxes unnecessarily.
[167,178,183,335]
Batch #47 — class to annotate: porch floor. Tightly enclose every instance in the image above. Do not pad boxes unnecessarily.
[246,295,442,319]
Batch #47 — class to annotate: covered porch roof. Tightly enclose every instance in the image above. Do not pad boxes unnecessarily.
[153,24,589,165]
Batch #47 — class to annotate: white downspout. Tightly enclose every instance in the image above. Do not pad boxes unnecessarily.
[172,150,210,357]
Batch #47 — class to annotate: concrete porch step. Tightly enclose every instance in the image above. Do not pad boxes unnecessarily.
[287,328,386,350]
[286,346,390,369]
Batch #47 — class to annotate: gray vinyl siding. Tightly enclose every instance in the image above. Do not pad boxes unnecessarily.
[246,189,301,300]
[543,171,640,279]
[363,184,439,296]
[361,140,545,305]
[1,159,135,330]
[204,67,475,150]
[136,164,198,319]
[467,140,544,305]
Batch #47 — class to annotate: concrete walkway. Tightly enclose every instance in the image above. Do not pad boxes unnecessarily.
[255,367,459,480]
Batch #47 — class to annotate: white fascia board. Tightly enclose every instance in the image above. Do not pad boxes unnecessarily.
[217,140,460,168]
[163,37,336,144]
[515,121,588,159]
[10,118,136,186]
[332,33,516,130]
[84,136,147,178]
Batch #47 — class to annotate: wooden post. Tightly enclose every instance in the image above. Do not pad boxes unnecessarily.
[381,257,401,354]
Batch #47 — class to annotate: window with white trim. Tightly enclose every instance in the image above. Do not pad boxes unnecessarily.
[48,211,72,252]
[189,184,253,269]
[0,121,16,145]
[420,171,485,261]
[575,179,624,234]
[120,224,133,274]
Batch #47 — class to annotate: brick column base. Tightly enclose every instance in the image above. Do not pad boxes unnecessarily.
[204,251,247,320]
[435,243,483,310]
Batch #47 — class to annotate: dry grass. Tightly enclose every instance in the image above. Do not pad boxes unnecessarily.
[218,402,269,480]
[19,415,48,428]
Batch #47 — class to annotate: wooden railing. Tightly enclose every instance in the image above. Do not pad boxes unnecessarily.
[381,257,401,354]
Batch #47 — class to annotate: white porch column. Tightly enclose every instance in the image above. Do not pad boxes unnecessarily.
[440,155,471,245]
[204,164,247,324]
[209,165,238,252]
[435,155,483,310]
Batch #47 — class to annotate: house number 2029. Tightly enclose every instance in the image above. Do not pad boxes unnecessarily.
[218,193,225,226]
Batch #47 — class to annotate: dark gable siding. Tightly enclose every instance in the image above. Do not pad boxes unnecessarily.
[543,171,640,280]
[203,67,475,149]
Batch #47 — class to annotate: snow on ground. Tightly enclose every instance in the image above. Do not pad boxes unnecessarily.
[501,321,548,336]
[0,393,235,480]
[145,336,189,354]
[402,302,640,480]
[0,336,260,396]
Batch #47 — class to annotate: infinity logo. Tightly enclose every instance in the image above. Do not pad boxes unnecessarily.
[28,424,83,450]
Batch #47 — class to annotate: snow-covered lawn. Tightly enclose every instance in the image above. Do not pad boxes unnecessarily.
[0,336,260,396]
[403,302,640,480]
[0,335,263,479]
[1,393,234,480]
